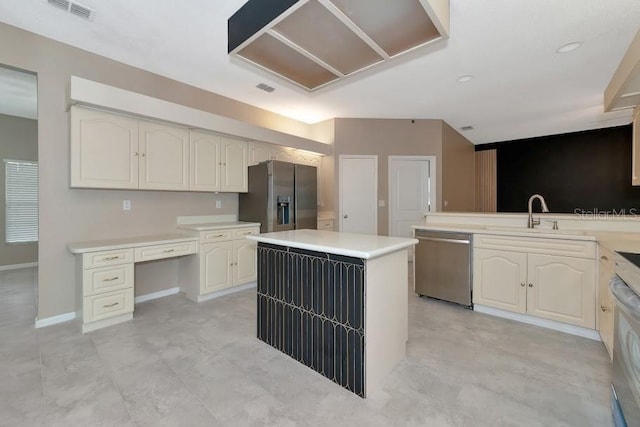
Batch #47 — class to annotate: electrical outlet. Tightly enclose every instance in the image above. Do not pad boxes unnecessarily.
[123,200,131,211]
[215,200,222,209]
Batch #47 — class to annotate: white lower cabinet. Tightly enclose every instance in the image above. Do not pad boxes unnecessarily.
[184,226,259,301]
[597,245,615,359]
[473,236,596,329]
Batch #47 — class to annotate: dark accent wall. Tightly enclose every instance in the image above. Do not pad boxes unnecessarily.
[228,0,299,52]
[482,125,640,213]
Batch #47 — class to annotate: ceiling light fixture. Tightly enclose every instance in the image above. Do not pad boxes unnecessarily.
[457,75,473,83]
[228,0,450,91]
[556,42,582,54]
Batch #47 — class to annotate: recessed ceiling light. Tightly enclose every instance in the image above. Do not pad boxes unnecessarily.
[556,42,582,54]
[457,75,474,83]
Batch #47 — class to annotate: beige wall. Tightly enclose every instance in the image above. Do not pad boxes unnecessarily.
[441,122,476,212]
[0,113,38,266]
[0,23,315,320]
[331,118,443,236]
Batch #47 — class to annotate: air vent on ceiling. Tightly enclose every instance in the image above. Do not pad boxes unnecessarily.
[256,83,275,93]
[460,126,474,131]
[45,0,95,20]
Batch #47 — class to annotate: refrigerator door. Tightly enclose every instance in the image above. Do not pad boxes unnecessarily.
[239,162,270,232]
[294,164,318,230]
[271,161,296,232]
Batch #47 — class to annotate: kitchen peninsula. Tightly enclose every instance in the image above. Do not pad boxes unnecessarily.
[246,229,418,397]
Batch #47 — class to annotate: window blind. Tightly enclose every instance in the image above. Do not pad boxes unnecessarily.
[5,160,38,243]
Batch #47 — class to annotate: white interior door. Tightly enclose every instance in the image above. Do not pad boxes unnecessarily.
[389,156,435,238]
[339,155,377,235]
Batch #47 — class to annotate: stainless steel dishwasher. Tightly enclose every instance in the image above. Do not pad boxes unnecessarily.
[414,230,472,308]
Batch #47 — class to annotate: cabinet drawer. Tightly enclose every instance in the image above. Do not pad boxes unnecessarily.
[199,230,232,243]
[134,241,197,262]
[232,227,260,240]
[84,289,134,323]
[317,220,334,231]
[83,248,134,269]
[83,263,134,297]
[474,234,596,259]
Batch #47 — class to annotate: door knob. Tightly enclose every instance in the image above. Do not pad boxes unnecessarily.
[520,282,525,287]
[528,283,533,288]
[343,215,348,219]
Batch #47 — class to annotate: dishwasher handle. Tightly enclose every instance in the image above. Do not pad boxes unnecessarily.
[416,236,470,245]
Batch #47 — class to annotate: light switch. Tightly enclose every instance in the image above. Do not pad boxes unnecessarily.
[215,200,222,209]
[123,200,131,211]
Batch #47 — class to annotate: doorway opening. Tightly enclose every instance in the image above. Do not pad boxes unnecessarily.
[0,64,38,327]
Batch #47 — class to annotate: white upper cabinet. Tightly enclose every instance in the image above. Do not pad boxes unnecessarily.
[221,138,248,192]
[71,107,249,193]
[138,120,189,191]
[70,106,139,189]
[190,130,222,192]
[189,131,248,192]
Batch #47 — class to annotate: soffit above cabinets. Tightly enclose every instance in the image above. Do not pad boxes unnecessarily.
[228,0,450,91]
[605,29,640,112]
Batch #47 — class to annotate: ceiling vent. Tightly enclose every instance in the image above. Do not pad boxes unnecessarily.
[256,83,276,93]
[228,0,450,91]
[45,0,95,20]
[460,125,474,131]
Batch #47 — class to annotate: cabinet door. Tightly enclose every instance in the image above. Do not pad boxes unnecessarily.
[598,247,615,358]
[473,249,527,313]
[527,254,596,328]
[200,241,233,294]
[248,141,272,166]
[234,239,257,285]
[220,138,248,192]
[139,120,189,191]
[70,107,139,189]
[189,131,221,192]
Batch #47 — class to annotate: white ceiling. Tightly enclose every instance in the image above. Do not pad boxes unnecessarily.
[0,0,638,144]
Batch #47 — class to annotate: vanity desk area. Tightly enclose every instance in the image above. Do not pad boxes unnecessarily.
[68,216,259,333]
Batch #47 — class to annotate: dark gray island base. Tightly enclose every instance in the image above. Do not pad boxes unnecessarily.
[250,230,416,398]
[257,243,366,396]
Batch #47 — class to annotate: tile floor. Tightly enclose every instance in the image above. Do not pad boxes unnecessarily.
[0,267,613,426]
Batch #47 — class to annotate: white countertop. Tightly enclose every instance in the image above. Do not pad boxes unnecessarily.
[247,230,418,259]
[178,221,260,231]
[68,233,198,254]
[413,224,597,241]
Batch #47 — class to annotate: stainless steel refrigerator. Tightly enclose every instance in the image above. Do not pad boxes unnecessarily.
[238,160,317,233]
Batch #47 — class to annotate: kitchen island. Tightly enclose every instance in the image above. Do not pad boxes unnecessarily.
[246,229,417,397]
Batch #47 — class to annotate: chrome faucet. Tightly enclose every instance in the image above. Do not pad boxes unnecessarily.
[527,194,549,228]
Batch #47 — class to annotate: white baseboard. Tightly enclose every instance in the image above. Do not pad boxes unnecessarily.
[35,311,76,328]
[474,304,601,341]
[135,287,181,304]
[197,282,256,303]
[0,262,38,272]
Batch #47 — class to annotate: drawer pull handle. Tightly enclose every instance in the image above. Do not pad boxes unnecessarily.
[242,232,253,235]
[600,255,609,261]
[102,256,120,261]
[103,276,119,282]
[103,302,119,308]
[212,234,224,238]
[601,305,609,312]
[163,249,175,253]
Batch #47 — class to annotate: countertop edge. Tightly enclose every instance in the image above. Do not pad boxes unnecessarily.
[412,224,597,241]
[68,234,198,254]
[178,221,261,231]
[247,235,418,259]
